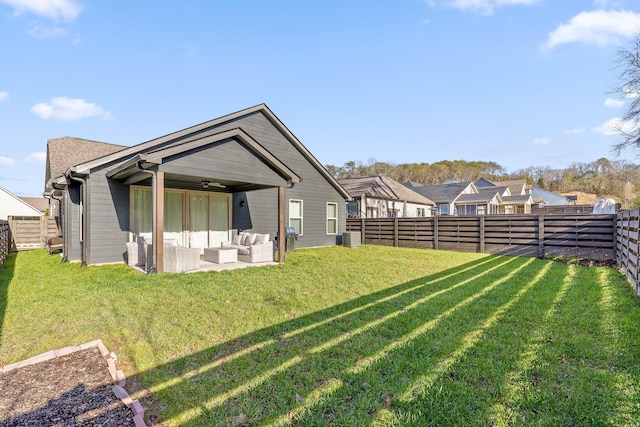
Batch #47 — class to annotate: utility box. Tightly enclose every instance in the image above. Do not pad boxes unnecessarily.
[343,231,361,248]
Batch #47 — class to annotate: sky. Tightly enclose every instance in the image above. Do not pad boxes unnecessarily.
[1,0,640,197]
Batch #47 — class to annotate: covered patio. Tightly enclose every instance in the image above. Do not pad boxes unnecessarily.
[106,128,300,273]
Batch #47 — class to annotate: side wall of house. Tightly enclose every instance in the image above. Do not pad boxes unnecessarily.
[64,184,82,261]
[85,169,131,264]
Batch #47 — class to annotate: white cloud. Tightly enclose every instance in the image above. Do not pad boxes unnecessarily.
[0,91,8,101]
[533,137,550,145]
[26,152,46,164]
[564,127,586,134]
[428,0,539,15]
[594,117,639,135]
[0,0,82,21]
[544,10,640,50]
[31,97,112,121]
[0,156,16,166]
[605,97,625,108]
[28,25,68,39]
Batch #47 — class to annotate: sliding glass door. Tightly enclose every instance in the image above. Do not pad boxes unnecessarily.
[131,186,231,249]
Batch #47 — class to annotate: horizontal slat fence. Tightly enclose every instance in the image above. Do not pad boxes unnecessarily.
[616,208,639,293]
[7,216,59,251]
[347,213,617,261]
[0,220,9,263]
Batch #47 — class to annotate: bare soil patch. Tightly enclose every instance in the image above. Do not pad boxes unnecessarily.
[0,347,134,426]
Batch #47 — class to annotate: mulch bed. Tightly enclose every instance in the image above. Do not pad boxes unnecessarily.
[0,347,134,426]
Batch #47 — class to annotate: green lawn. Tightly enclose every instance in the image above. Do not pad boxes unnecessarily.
[1,246,640,426]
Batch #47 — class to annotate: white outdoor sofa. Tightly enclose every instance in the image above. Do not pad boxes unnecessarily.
[126,237,200,273]
[221,231,274,263]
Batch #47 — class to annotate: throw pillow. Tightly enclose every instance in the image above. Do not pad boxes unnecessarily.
[255,233,270,244]
[232,233,242,245]
[243,233,258,246]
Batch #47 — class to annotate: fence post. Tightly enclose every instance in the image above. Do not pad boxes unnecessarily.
[537,214,545,258]
[361,216,366,244]
[479,216,485,253]
[433,216,439,250]
[394,216,399,247]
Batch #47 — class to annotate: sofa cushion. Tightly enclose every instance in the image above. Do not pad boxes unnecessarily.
[242,233,257,246]
[255,233,270,244]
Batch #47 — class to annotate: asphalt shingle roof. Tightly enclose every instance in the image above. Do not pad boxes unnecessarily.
[406,182,471,204]
[45,137,127,191]
[339,175,435,205]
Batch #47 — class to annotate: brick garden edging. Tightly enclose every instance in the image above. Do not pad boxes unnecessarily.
[0,339,146,427]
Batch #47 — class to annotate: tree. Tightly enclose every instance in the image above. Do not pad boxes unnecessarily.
[612,34,640,153]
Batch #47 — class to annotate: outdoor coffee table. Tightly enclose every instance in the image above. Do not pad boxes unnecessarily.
[204,247,238,264]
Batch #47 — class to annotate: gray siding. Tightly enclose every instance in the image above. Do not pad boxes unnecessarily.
[65,184,82,261]
[160,139,288,188]
[85,170,130,264]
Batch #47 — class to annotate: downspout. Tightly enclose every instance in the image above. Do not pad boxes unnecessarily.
[68,173,88,267]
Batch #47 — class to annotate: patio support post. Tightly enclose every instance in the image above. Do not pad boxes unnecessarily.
[153,171,165,273]
[278,186,285,263]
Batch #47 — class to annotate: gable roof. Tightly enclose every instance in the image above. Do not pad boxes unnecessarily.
[490,179,530,196]
[51,104,350,200]
[407,182,473,204]
[338,175,435,205]
[0,186,43,219]
[19,197,49,213]
[45,137,126,191]
[456,186,503,204]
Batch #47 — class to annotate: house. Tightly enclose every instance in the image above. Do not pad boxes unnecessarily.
[0,186,44,220]
[43,104,351,272]
[454,186,503,215]
[475,178,534,214]
[405,181,477,215]
[338,175,435,218]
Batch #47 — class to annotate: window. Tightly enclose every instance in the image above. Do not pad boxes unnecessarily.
[289,199,303,235]
[416,207,426,217]
[366,207,378,218]
[346,202,359,218]
[477,205,486,216]
[437,204,450,215]
[326,203,338,235]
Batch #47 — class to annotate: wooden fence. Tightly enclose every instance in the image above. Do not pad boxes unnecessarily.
[346,214,617,261]
[0,220,9,264]
[616,208,639,293]
[7,216,59,251]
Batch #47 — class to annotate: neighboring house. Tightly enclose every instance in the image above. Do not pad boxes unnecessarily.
[338,175,435,218]
[405,181,476,215]
[475,178,533,214]
[43,104,350,271]
[455,186,504,215]
[0,186,44,220]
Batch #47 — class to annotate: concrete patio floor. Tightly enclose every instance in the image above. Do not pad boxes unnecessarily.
[192,257,278,273]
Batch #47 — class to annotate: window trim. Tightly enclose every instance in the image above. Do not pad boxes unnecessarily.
[289,199,304,236]
[326,202,338,235]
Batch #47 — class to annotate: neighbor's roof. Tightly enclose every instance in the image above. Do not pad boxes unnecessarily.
[339,175,435,205]
[501,194,532,204]
[19,197,49,212]
[491,179,530,195]
[408,182,472,204]
[456,186,503,204]
[45,137,127,191]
